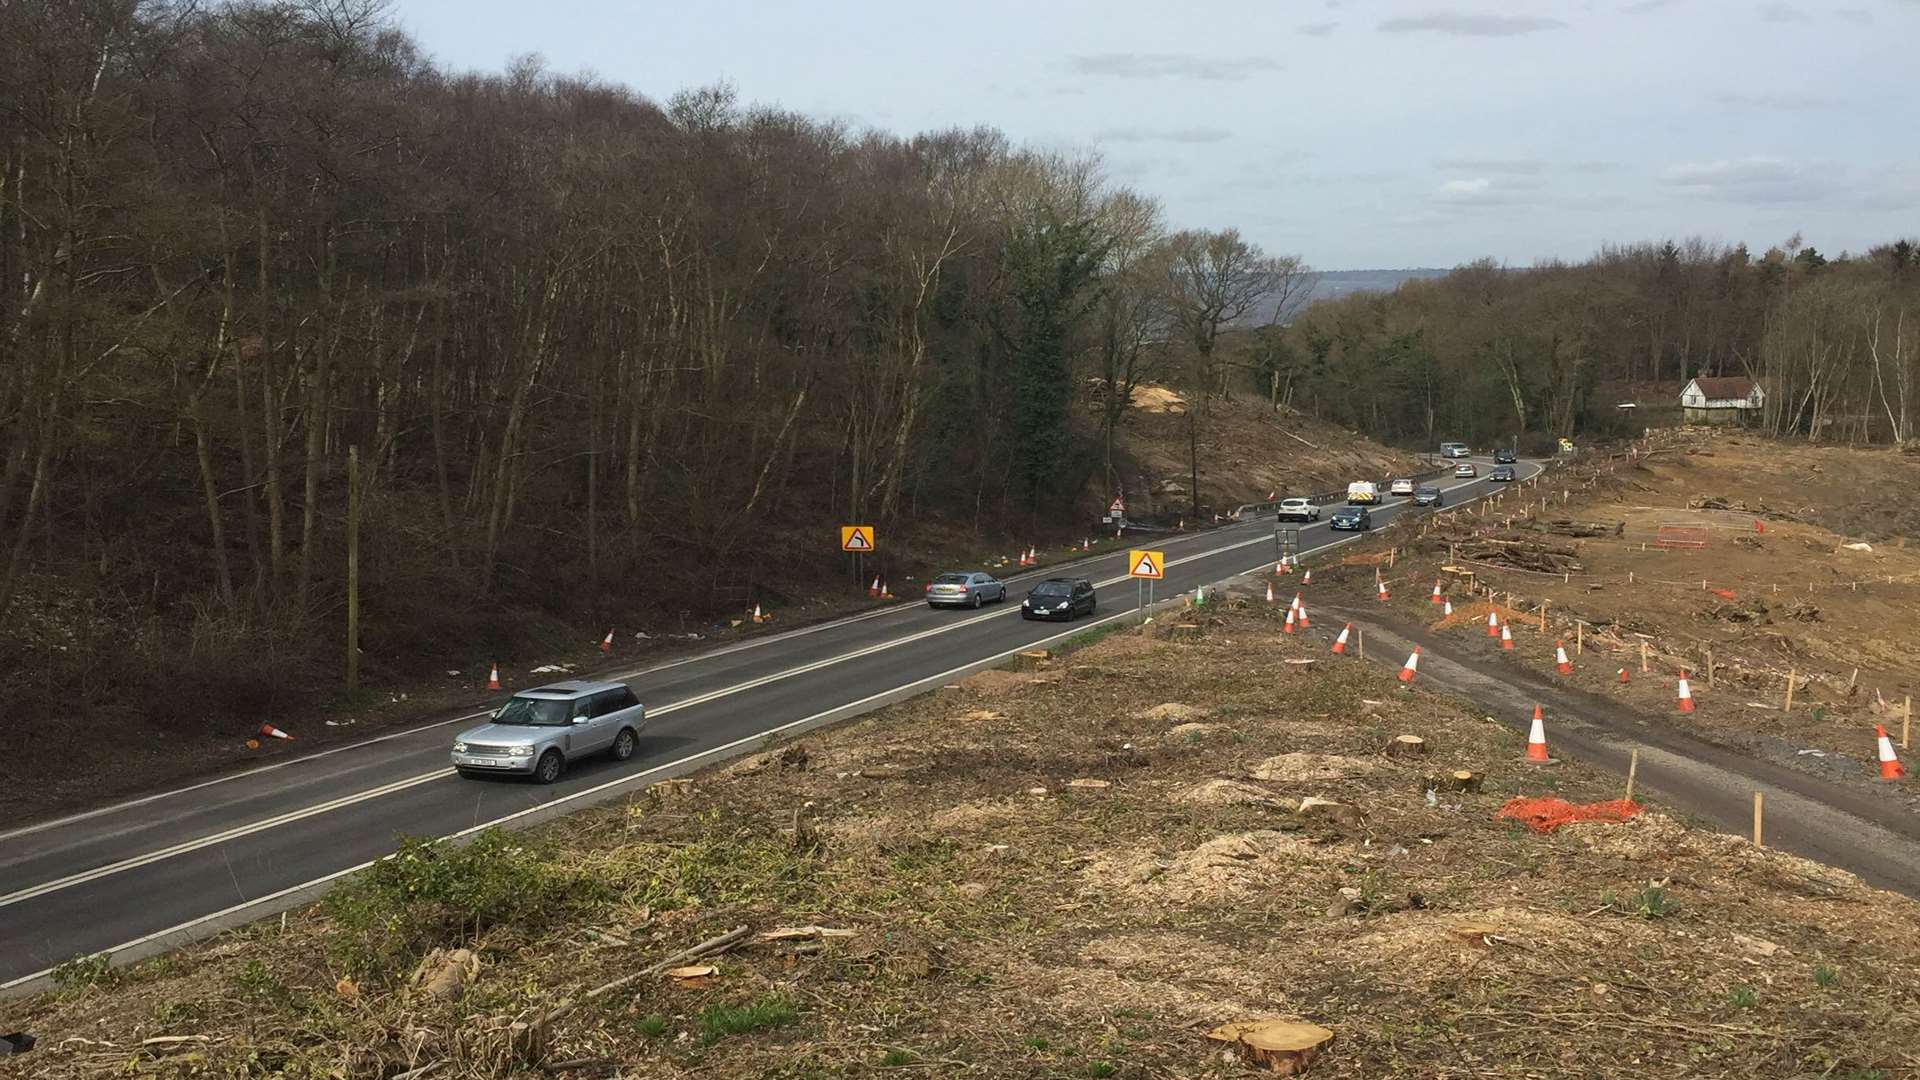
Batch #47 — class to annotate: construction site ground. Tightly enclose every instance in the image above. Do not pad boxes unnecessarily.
[6,598,1919,1078]
[1351,431,1920,813]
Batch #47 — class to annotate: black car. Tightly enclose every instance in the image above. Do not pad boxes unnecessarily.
[1493,448,1517,465]
[1021,577,1096,620]
[1490,465,1516,482]
[1411,485,1444,507]
[1329,506,1373,531]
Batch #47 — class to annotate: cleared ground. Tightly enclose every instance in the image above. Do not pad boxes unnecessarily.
[5,596,1916,1078]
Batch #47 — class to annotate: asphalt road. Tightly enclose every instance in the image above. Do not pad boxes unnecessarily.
[0,459,1528,990]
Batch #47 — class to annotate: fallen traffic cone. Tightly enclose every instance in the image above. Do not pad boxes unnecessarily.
[1331,623,1351,655]
[1876,725,1906,780]
[1430,580,1444,604]
[1676,670,1695,712]
[1284,606,1296,633]
[259,723,294,741]
[1297,602,1310,629]
[868,576,882,597]
[1397,646,1420,683]
[488,663,502,690]
[600,629,614,653]
[1555,640,1573,675]
[1500,622,1514,650]
[1377,579,1390,602]
[1524,705,1552,763]
[1618,666,1630,685]
[1486,611,1501,638]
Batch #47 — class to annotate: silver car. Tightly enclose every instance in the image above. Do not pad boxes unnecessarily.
[925,571,1007,609]
[451,680,646,783]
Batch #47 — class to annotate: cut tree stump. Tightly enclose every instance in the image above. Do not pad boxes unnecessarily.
[1207,1019,1335,1075]
[1385,735,1427,758]
[1443,770,1482,793]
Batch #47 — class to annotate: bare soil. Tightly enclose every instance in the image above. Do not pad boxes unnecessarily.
[7,598,1918,1078]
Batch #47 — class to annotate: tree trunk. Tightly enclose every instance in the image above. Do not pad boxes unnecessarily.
[345,444,361,691]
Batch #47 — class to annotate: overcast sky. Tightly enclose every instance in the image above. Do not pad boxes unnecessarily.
[394,0,1920,270]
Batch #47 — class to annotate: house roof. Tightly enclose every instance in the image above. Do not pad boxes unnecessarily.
[1687,377,1759,400]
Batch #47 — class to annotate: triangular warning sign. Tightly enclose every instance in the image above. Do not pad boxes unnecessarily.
[1109,497,1126,514]
[843,528,872,551]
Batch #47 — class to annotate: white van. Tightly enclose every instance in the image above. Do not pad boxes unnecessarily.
[1346,481,1380,505]
[1440,441,1470,459]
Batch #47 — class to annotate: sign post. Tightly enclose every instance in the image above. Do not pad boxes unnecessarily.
[1128,548,1164,612]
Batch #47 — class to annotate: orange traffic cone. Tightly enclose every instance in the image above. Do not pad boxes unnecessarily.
[1524,705,1552,763]
[1486,611,1501,638]
[1876,725,1905,779]
[1297,602,1310,629]
[1284,606,1297,634]
[1266,582,1276,604]
[1618,667,1630,685]
[1290,591,1302,612]
[1500,621,1515,650]
[1676,670,1695,712]
[1082,537,1091,552]
[1331,623,1352,655]
[600,629,614,653]
[1555,640,1572,675]
[1397,646,1420,683]
[1028,546,1038,564]
[1430,580,1444,604]
[754,603,770,623]
[868,576,882,598]
[259,723,294,741]
[488,664,502,691]
[1377,579,1390,602]
[880,580,894,600]
[1442,598,1454,618]
[1302,568,1312,585]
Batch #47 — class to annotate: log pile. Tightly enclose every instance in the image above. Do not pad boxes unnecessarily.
[1452,536,1584,574]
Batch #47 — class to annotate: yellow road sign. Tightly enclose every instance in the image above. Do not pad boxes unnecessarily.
[1127,549,1164,579]
[840,525,876,552]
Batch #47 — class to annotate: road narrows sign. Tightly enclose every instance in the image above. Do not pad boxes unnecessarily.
[840,526,876,552]
[1127,549,1164,580]
[1109,496,1126,515]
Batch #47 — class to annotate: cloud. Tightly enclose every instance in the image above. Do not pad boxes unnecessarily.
[1433,177,1536,207]
[1064,53,1283,81]
[1621,0,1679,11]
[1377,12,1569,35]
[1659,156,1836,204]
[1566,160,1622,173]
[1435,156,1544,175]
[1713,91,1845,110]
[1091,126,1234,144]
[1298,21,1339,35]
[1757,1,1810,21]
[1835,7,1872,24]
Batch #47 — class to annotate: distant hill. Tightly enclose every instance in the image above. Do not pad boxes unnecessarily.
[1245,268,1454,325]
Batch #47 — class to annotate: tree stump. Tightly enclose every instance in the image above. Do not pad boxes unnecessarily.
[1207,1019,1335,1075]
[1385,735,1427,758]
[1420,771,1483,794]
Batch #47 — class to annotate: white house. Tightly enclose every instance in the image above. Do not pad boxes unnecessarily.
[1679,377,1765,425]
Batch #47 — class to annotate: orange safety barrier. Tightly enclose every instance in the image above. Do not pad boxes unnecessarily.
[1496,797,1642,833]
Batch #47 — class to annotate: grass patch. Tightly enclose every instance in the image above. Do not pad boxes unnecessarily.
[1813,964,1838,988]
[635,1013,670,1038]
[1058,620,1128,655]
[698,995,800,1044]
[49,953,115,993]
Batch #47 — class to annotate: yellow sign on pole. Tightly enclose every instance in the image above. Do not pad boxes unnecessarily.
[1127,549,1164,579]
[840,525,876,552]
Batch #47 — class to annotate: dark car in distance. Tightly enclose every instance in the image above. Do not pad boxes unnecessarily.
[1490,465,1517,481]
[1494,448,1518,465]
[1411,484,1444,507]
[1329,506,1373,531]
[1022,577,1096,620]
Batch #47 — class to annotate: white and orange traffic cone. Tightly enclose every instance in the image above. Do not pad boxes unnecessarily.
[880,580,894,600]
[600,629,615,653]
[1486,611,1501,638]
[1397,646,1420,683]
[868,576,882,598]
[1524,705,1552,763]
[1266,582,1276,604]
[1291,591,1303,612]
[1302,568,1312,585]
[1331,623,1352,655]
[1442,598,1454,618]
[1876,725,1905,780]
[1555,640,1573,675]
[1430,580,1444,604]
[1297,602,1310,629]
[1618,667,1630,685]
[1377,579,1390,602]
[260,723,294,741]
[1500,622,1514,651]
[1676,670,1696,713]
[488,664,502,691]
[1082,537,1090,551]
[751,603,768,624]
[1029,546,1038,564]
[1284,606,1297,634]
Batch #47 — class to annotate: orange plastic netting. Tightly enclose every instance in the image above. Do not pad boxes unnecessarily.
[1496,797,1642,833]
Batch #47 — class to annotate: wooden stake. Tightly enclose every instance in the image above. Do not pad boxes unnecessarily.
[1752,792,1764,848]
[1784,669,1796,712]
[1629,570,1634,585]
[1903,696,1911,751]
[1640,640,1649,674]
[1848,667,1859,692]
[1356,628,1365,659]
[1576,621,1583,655]
[1540,598,1549,631]
[1625,748,1639,802]
[1706,647,1714,688]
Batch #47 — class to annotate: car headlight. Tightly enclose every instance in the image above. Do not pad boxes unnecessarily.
[1054,601,1070,611]
[452,742,467,753]
[508,745,535,757]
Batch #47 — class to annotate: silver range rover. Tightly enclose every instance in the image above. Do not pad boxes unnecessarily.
[451,680,647,783]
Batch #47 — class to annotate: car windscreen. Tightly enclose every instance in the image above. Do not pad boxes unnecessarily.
[493,696,573,726]
[1030,582,1071,597]
[933,573,970,585]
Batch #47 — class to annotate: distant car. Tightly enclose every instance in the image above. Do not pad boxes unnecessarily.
[1412,485,1444,507]
[1330,506,1373,531]
[1275,497,1320,522]
[1494,448,1517,465]
[1022,577,1096,621]
[1453,463,1478,478]
[1440,441,1470,459]
[452,681,646,783]
[1346,480,1380,505]
[927,571,1007,609]
[1490,465,1517,482]
[1389,478,1415,497]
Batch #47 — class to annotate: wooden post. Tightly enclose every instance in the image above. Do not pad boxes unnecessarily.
[1540,599,1549,631]
[1625,748,1639,802]
[1752,792,1764,848]
[1784,669,1796,712]
[1356,628,1365,659]
[1629,571,1634,585]
[1706,647,1714,689]
[1640,640,1649,674]
[1576,621,1584,655]
[1903,696,1911,751]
